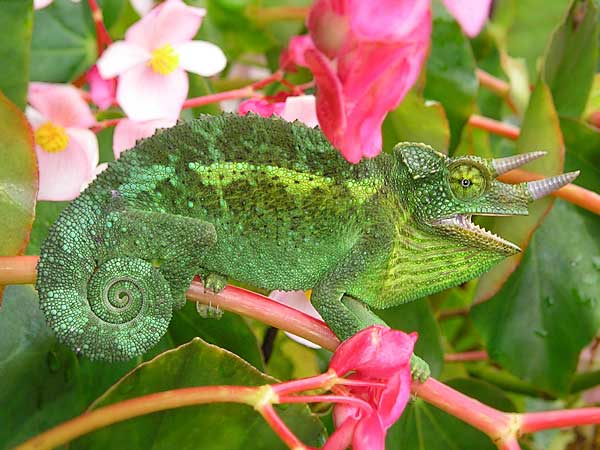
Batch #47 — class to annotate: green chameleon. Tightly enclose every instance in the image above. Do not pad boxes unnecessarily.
[36,114,578,376]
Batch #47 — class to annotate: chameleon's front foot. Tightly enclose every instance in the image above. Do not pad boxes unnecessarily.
[196,272,227,319]
[410,353,430,382]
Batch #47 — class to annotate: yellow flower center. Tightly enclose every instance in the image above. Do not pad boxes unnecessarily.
[148,44,180,75]
[35,122,69,153]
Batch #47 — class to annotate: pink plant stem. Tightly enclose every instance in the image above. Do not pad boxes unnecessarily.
[186,282,341,351]
[521,408,600,433]
[92,118,122,133]
[14,386,258,450]
[259,404,308,450]
[412,378,515,438]
[468,115,520,140]
[445,350,488,362]
[497,437,522,450]
[273,370,337,395]
[87,0,112,55]
[182,86,255,109]
[279,395,373,414]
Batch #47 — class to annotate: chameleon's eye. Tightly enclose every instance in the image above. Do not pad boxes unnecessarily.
[449,163,486,200]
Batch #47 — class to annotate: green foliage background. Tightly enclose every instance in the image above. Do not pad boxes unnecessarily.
[1,0,600,449]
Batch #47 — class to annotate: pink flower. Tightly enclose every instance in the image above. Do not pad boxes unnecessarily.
[97,0,226,121]
[26,83,99,201]
[300,0,431,163]
[113,117,177,158]
[238,95,319,128]
[268,290,323,349]
[284,0,490,163]
[86,65,116,110]
[34,0,80,10]
[326,326,417,450]
[442,0,492,38]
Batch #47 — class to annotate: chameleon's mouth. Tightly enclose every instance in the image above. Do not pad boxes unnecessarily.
[433,214,521,254]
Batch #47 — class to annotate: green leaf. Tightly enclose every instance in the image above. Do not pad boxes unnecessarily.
[377,300,444,378]
[386,378,515,450]
[265,331,323,381]
[543,0,599,118]
[25,201,68,256]
[0,92,37,259]
[73,339,325,450]
[0,0,32,108]
[425,4,478,152]
[31,0,96,82]
[474,81,563,302]
[0,286,140,448]
[504,0,570,78]
[561,117,600,192]
[382,91,450,154]
[169,301,265,371]
[472,200,600,395]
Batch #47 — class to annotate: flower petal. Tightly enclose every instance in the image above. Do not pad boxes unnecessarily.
[304,49,348,158]
[116,65,188,121]
[269,290,323,349]
[81,162,108,192]
[34,0,53,9]
[36,129,98,201]
[125,0,205,50]
[86,65,117,110]
[442,0,492,37]
[96,41,150,79]
[238,99,285,118]
[28,83,96,128]
[113,117,177,158]
[175,41,227,76]
[329,326,417,377]
[353,413,386,450]
[130,0,155,16]
[377,370,412,429]
[25,107,47,129]
[280,35,315,71]
[280,95,319,128]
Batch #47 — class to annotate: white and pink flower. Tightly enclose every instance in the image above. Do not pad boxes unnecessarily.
[26,83,99,201]
[97,0,226,121]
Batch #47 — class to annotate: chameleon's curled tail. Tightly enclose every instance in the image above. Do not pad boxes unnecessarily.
[36,196,174,361]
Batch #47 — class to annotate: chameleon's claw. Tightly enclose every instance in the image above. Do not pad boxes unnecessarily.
[410,353,430,383]
[196,300,224,319]
[203,272,228,294]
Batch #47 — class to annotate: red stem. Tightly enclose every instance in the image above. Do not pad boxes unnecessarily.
[87,0,112,55]
[497,438,522,450]
[279,395,373,414]
[521,408,600,433]
[468,115,520,140]
[272,370,337,396]
[182,86,255,109]
[445,350,489,362]
[259,404,308,450]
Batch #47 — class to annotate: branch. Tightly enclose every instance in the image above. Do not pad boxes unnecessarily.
[87,0,112,55]
[444,350,488,362]
[468,115,520,140]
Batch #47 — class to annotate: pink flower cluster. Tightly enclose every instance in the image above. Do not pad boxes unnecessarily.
[273,0,491,163]
[28,0,226,200]
[326,325,417,450]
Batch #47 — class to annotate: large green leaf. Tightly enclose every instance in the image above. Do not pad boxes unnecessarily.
[0,286,140,449]
[386,378,516,450]
[377,300,444,378]
[0,0,32,108]
[31,0,96,82]
[504,0,570,78]
[425,3,478,152]
[472,200,600,395]
[73,338,325,450]
[0,91,37,265]
[543,0,599,118]
[382,90,450,154]
[474,81,563,302]
[170,301,265,371]
[561,117,600,191]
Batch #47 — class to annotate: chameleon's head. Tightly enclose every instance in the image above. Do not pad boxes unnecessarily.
[394,143,579,256]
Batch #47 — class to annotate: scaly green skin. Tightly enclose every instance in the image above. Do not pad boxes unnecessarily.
[36,113,532,363]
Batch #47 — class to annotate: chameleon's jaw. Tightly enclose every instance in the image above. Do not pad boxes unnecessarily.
[432,214,522,255]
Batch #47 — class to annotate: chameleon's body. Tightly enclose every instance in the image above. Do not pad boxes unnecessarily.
[36,114,575,362]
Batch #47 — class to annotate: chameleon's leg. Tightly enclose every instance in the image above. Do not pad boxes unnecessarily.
[195,271,227,319]
[311,242,430,381]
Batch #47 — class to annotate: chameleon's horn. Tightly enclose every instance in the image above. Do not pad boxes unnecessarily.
[492,151,547,176]
[526,171,580,200]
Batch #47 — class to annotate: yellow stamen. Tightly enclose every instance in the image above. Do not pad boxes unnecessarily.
[148,44,179,75]
[35,122,69,153]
